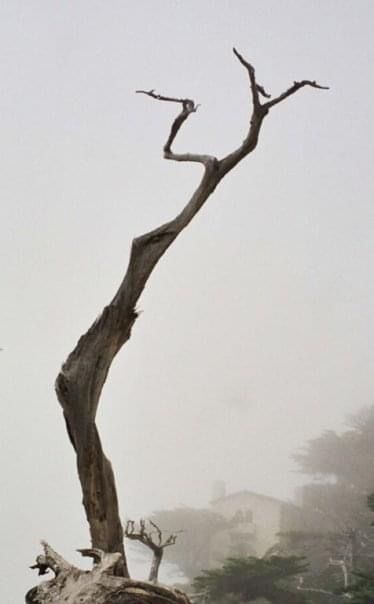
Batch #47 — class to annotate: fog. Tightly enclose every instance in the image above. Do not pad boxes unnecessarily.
[1,0,374,600]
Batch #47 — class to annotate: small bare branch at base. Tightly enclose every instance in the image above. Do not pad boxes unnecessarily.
[125,519,178,583]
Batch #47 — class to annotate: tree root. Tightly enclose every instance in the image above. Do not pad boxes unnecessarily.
[27,542,191,604]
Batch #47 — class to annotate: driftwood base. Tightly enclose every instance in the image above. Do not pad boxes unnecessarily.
[26,542,191,604]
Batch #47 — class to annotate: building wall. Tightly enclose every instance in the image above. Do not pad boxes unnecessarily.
[209,491,284,565]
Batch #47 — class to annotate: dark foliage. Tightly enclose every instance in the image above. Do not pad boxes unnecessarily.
[344,572,374,604]
[193,555,308,603]
[294,406,374,492]
[293,407,374,533]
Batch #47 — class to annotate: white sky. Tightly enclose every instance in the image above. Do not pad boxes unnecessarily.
[1,0,374,599]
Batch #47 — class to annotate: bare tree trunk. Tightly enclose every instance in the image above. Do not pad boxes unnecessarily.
[149,549,163,584]
[29,48,327,602]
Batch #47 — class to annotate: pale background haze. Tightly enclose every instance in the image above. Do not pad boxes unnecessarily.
[1,0,374,600]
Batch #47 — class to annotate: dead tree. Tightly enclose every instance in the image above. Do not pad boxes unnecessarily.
[125,520,178,583]
[26,542,190,604]
[28,49,327,602]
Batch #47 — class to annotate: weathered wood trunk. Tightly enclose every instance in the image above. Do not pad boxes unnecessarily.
[26,576,189,604]
[27,50,327,602]
[26,543,191,604]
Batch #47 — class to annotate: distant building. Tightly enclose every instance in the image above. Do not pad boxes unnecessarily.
[206,485,374,577]
[208,488,302,566]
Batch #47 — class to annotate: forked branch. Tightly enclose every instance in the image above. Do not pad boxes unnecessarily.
[265,79,329,109]
[232,46,328,109]
[233,47,264,109]
[29,541,73,577]
[125,519,178,582]
[136,89,211,165]
[218,48,328,175]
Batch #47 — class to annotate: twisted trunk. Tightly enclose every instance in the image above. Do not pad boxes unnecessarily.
[28,49,327,601]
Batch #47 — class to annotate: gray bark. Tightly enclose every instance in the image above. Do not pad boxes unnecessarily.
[148,550,163,584]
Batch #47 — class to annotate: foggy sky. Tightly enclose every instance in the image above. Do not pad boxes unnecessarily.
[1,0,374,599]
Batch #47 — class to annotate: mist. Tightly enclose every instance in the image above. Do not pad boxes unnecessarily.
[1,1,374,600]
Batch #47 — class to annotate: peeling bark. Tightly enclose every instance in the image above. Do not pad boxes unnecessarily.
[30,49,327,600]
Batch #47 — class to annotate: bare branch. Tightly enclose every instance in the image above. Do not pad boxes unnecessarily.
[136,89,194,106]
[77,547,104,564]
[149,520,163,547]
[264,79,329,110]
[218,48,328,176]
[163,534,177,548]
[125,519,177,551]
[256,84,271,99]
[233,47,270,106]
[297,577,336,596]
[30,541,75,578]
[136,88,216,166]
[78,548,123,576]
